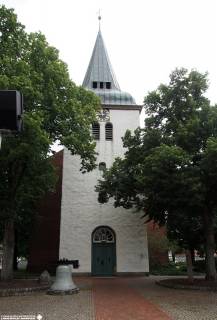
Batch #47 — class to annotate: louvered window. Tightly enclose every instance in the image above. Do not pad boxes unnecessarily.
[92,81,97,88]
[106,82,111,89]
[105,122,113,140]
[92,123,100,140]
[100,82,104,89]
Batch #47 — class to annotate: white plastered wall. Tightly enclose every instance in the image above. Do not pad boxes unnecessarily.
[59,108,149,273]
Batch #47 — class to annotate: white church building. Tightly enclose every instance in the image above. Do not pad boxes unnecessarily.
[28,27,149,276]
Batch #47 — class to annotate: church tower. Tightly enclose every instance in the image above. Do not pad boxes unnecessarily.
[59,27,149,276]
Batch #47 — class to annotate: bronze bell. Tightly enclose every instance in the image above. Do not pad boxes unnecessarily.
[47,265,79,295]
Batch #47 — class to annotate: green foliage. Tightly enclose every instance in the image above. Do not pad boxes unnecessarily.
[150,262,187,276]
[0,5,100,266]
[97,68,217,279]
[0,5,100,172]
[0,114,56,254]
[0,114,54,218]
[192,258,217,273]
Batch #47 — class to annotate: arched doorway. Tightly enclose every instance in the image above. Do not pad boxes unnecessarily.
[92,226,116,276]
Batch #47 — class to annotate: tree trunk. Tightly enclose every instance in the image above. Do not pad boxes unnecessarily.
[185,249,194,283]
[190,247,195,265]
[13,232,18,271]
[203,209,217,281]
[1,219,15,281]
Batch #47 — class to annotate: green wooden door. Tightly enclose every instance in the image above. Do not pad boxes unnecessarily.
[92,243,115,276]
[92,226,116,276]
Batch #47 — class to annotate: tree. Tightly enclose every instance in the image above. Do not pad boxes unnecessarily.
[0,5,100,171]
[97,68,217,281]
[0,6,100,280]
[0,114,56,280]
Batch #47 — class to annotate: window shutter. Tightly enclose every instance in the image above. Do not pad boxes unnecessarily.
[92,123,100,140]
[105,122,113,140]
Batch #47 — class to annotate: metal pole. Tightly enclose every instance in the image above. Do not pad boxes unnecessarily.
[0,133,2,150]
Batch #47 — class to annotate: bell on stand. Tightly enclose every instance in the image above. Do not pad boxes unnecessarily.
[47,265,79,295]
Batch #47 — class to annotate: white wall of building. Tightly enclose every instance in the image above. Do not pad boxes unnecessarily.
[59,108,149,273]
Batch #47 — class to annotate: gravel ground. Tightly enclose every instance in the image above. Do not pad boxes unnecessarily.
[129,276,217,320]
[0,290,94,320]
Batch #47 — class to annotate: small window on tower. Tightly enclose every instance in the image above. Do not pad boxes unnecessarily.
[105,122,113,141]
[106,82,111,89]
[92,122,100,140]
[100,82,104,89]
[92,81,97,89]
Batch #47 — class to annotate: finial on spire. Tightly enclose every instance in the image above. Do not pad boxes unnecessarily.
[97,9,101,30]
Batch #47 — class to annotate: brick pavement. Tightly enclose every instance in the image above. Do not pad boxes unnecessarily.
[92,278,171,320]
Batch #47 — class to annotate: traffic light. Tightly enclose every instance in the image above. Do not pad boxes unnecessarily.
[0,90,23,132]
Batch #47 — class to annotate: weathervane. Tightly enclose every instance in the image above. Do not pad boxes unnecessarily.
[98,9,101,30]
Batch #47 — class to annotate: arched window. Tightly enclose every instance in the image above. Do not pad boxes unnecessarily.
[105,122,113,140]
[99,162,106,171]
[93,227,115,243]
[92,122,100,140]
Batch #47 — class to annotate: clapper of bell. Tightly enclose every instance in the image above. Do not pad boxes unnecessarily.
[47,265,79,295]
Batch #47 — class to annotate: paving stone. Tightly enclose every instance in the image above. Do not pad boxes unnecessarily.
[0,290,94,320]
[0,277,217,320]
[129,276,217,320]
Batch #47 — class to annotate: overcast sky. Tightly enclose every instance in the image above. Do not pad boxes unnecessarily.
[1,0,217,107]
